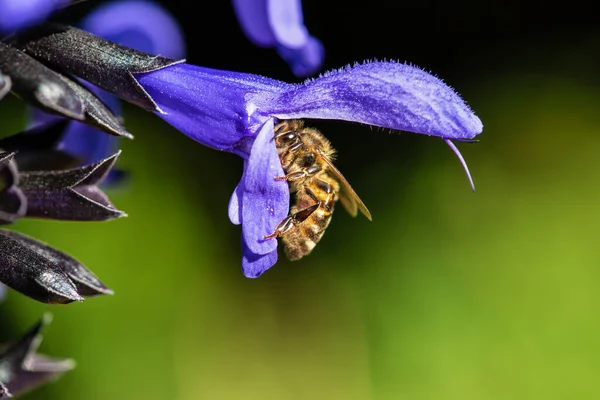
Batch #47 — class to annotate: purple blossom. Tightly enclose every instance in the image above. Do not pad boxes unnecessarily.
[232,0,324,77]
[134,61,483,278]
[0,0,67,34]
[81,0,185,60]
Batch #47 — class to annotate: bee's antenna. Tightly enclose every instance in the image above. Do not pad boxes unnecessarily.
[444,138,475,192]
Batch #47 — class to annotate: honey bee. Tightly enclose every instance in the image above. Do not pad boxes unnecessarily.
[264,119,372,260]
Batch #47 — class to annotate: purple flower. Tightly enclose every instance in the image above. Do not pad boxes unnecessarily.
[81,0,185,60]
[232,0,324,77]
[0,0,67,34]
[134,61,483,278]
[31,0,185,168]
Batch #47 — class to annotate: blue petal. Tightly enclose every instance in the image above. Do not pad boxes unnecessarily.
[228,174,244,225]
[233,0,309,48]
[232,0,324,77]
[242,241,278,278]
[0,0,65,34]
[266,0,309,47]
[0,283,5,302]
[252,61,483,140]
[232,0,275,47]
[241,119,289,255]
[277,35,324,78]
[135,63,286,153]
[81,0,186,59]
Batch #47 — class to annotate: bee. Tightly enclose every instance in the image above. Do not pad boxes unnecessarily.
[264,119,372,260]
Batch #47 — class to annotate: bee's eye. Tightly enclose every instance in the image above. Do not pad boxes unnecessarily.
[278,132,297,144]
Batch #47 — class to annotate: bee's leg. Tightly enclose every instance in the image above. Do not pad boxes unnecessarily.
[263,203,320,240]
[275,164,322,181]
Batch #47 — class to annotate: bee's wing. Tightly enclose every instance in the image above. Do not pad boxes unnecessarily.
[315,148,372,221]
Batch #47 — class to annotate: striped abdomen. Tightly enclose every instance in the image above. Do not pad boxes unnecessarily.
[282,174,339,260]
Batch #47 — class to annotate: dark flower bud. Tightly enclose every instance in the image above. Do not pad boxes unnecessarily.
[0,230,113,297]
[0,70,10,101]
[0,230,83,303]
[58,77,133,138]
[0,229,112,303]
[18,151,126,221]
[0,121,81,172]
[0,381,9,399]
[0,120,67,153]
[0,314,75,398]
[0,42,84,120]
[12,23,184,112]
[0,41,131,138]
[0,153,26,225]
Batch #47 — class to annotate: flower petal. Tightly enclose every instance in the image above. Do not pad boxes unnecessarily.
[267,0,309,48]
[81,0,185,59]
[135,63,285,153]
[241,119,289,255]
[232,0,323,77]
[252,61,483,140]
[228,178,244,225]
[276,35,324,78]
[232,0,275,47]
[0,0,66,34]
[242,240,278,278]
[234,0,310,48]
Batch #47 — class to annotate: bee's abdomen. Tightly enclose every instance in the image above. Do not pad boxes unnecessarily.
[282,179,337,260]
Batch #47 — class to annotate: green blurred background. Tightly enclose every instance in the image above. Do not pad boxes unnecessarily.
[3,0,600,399]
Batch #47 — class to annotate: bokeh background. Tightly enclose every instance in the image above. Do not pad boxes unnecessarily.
[2,0,600,398]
